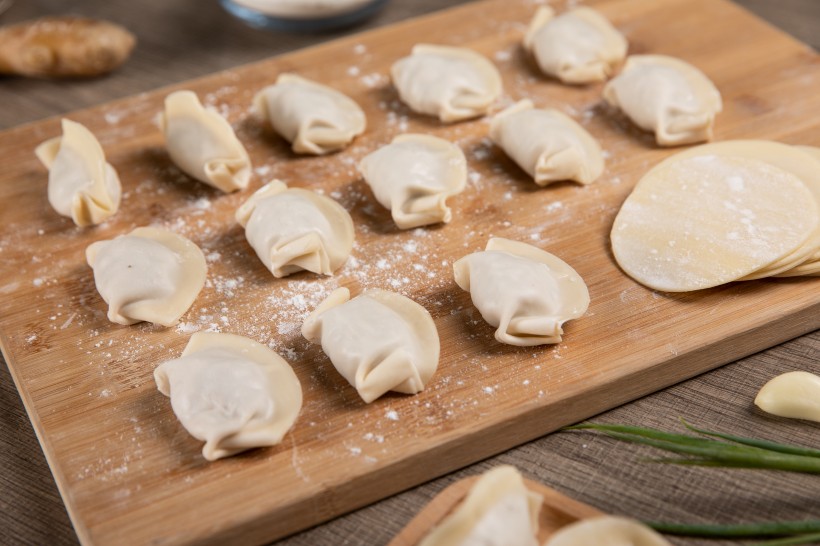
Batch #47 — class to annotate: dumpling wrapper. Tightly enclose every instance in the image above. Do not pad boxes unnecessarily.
[603,55,722,146]
[235,179,354,277]
[160,90,251,192]
[755,371,820,423]
[454,238,590,346]
[154,332,302,461]
[35,118,121,227]
[391,44,502,123]
[611,145,820,292]
[301,287,440,403]
[524,6,627,84]
[86,226,207,326]
[544,517,672,546]
[419,465,542,546]
[489,99,604,186]
[358,133,467,229]
[253,73,366,155]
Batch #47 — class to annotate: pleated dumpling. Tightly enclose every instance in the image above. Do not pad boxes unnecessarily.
[35,118,121,226]
[301,287,440,404]
[419,466,542,546]
[235,179,354,278]
[358,133,467,229]
[253,73,366,155]
[603,55,722,146]
[154,332,302,461]
[524,6,627,84]
[160,90,251,192]
[489,100,604,186]
[454,238,589,346]
[391,44,502,122]
[86,227,206,326]
[544,517,672,546]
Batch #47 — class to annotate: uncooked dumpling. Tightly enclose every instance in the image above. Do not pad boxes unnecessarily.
[358,133,467,228]
[235,179,354,277]
[489,100,604,186]
[35,118,121,226]
[603,55,722,146]
[154,332,302,461]
[86,227,207,326]
[301,287,439,403]
[544,517,672,546]
[454,238,589,346]
[524,6,627,84]
[391,44,502,122]
[611,141,820,292]
[253,73,366,155]
[160,90,251,192]
[419,466,542,546]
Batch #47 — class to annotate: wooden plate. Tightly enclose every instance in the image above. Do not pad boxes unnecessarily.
[389,476,604,546]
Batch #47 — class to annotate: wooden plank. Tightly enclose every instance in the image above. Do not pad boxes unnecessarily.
[0,0,818,544]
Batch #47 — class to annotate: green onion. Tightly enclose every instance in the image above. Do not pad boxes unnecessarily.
[647,520,820,538]
[753,532,820,546]
[564,423,820,473]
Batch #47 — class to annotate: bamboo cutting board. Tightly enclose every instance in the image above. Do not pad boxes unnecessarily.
[0,0,818,544]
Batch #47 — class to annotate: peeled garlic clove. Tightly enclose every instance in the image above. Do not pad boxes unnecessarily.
[755,371,820,423]
[544,517,672,546]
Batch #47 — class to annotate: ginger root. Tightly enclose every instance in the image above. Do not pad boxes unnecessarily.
[0,16,135,78]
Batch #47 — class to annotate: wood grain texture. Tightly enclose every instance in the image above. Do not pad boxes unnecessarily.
[0,1,817,544]
[388,476,604,546]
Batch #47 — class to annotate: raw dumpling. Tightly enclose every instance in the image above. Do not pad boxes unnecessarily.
[358,133,467,228]
[603,55,722,146]
[154,332,302,461]
[755,371,820,423]
[301,287,439,403]
[524,6,627,84]
[160,90,251,192]
[235,179,354,277]
[419,466,542,546]
[391,44,502,122]
[454,238,589,346]
[489,100,604,186]
[545,517,672,546]
[253,73,366,155]
[35,118,121,226]
[86,227,207,326]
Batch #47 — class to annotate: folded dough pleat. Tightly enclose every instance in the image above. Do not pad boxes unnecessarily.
[355,347,424,403]
[35,119,121,226]
[161,90,251,192]
[270,231,332,278]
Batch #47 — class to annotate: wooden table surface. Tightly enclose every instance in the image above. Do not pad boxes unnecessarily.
[1,1,818,545]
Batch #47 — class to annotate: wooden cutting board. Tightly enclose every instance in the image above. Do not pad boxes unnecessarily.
[0,0,818,544]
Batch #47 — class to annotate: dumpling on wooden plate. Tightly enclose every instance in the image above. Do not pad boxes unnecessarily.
[160,90,251,192]
[253,73,366,155]
[603,55,722,146]
[35,118,121,226]
[524,6,627,84]
[358,133,467,229]
[391,44,502,122]
[86,227,206,327]
[235,179,354,278]
[154,332,302,461]
[454,238,589,346]
[301,287,439,403]
[489,99,604,186]
[419,466,542,546]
